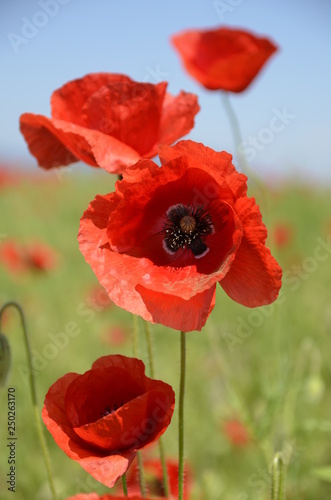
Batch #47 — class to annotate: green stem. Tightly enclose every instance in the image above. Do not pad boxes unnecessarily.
[221,92,267,201]
[121,474,128,496]
[143,320,170,497]
[271,452,285,500]
[131,315,146,497]
[178,331,186,500]
[137,451,147,497]
[0,301,57,500]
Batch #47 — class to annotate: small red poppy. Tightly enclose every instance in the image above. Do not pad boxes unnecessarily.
[42,355,175,488]
[126,458,192,499]
[78,140,282,332]
[272,222,293,248]
[172,26,277,92]
[223,418,250,447]
[0,240,58,273]
[20,73,199,174]
[66,495,158,500]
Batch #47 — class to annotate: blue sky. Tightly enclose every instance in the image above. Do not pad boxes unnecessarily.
[1,0,331,183]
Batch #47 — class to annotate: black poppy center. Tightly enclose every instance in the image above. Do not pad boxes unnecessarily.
[163,204,214,257]
[100,400,124,418]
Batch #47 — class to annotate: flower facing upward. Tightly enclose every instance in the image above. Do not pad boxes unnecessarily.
[19,73,199,174]
[78,140,282,332]
[172,26,278,92]
[42,355,175,488]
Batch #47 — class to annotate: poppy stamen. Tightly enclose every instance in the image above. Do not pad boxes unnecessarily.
[163,204,213,258]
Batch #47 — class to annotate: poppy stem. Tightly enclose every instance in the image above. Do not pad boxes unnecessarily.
[178,330,186,500]
[0,301,58,500]
[121,473,128,496]
[143,320,170,497]
[137,451,147,497]
[131,315,146,497]
[271,452,285,500]
[221,92,266,196]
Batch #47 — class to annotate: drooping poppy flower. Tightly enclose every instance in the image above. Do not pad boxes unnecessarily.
[19,73,200,174]
[171,26,278,92]
[42,355,175,488]
[78,140,282,332]
[126,458,192,499]
[0,240,58,273]
[223,418,250,447]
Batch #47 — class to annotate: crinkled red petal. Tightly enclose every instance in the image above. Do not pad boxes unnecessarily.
[20,114,140,173]
[82,81,167,156]
[219,196,282,306]
[158,91,200,148]
[51,73,132,125]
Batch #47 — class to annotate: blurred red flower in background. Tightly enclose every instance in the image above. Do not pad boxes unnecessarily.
[271,222,293,248]
[67,495,165,500]
[0,240,58,273]
[101,326,129,346]
[223,418,250,447]
[78,140,282,332]
[42,355,175,488]
[20,73,199,174]
[172,26,277,92]
[126,458,192,498]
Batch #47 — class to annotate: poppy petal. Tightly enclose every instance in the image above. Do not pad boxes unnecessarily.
[219,196,282,306]
[158,91,200,147]
[51,73,132,125]
[82,81,167,156]
[136,283,216,332]
[20,114,140,173]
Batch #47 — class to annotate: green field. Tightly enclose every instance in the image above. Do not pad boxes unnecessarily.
[1,168,331,499]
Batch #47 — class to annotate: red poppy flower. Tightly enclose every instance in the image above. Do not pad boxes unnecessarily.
[66,495,159,500]
[78,140,282,332]
[272,222,293,248]
[42,355,175,488]
[223,418,250,447]
[172,26,277,92]
[19,73,199,174]
[0,240,58,273]
[126,458,192,499]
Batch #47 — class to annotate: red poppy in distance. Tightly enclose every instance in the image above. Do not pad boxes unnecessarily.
[78,140,282,332]
[66,495,159,500]
[223,418,250,447]
[172,26,278,92]
[20,73,200,174]
[42,355,175,488]
[126,458,192,499]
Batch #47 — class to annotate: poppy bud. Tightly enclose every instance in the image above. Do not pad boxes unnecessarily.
[0,332,11,387]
